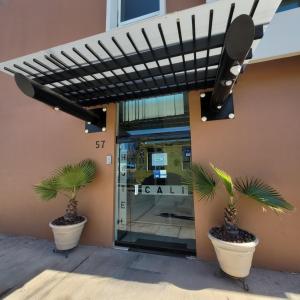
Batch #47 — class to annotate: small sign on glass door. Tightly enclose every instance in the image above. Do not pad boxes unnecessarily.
[153,170,167,179]
[152,153,168,166]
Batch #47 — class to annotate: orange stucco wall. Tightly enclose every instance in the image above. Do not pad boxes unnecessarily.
[0,0,107,61]
[0,78,117,246]
[190,56,300,272]
[0,0,114,247]
[167,0,204,13]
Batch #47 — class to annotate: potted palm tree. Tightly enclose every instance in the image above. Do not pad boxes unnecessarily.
[34,159,97,251]
[186,163,293,279]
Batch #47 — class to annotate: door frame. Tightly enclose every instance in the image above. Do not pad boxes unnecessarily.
[114,134,196,255]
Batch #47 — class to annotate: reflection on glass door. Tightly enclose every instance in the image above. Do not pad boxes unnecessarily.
[115,139,195,254]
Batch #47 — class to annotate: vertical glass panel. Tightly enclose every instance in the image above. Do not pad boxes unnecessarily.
[116,93,194,253]
[120,0,160,22]
[115,139,195,254]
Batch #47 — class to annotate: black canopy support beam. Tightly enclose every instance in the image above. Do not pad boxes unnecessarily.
[54,58,222,99]
[51,50,252,101]
[177,19,188,85]
[215,3,235,81]
[204,10,214,88]
[201,14,256,121]
[201,91,234,121]
[84,44,129,96]
[14,73,106,127]
[98,40,141,97]
[34,25,263,86]
[80,77,215,107]
[73,69,217,105]
[126,32,162,92]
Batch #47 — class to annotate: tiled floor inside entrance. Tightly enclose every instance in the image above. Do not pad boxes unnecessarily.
[130,221,195,239]
[118,196,196,250]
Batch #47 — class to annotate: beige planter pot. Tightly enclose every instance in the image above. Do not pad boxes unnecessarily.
[208,232,259,278]
[49,217,87,251]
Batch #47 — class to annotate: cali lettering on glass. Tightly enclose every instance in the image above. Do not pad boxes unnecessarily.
[142,185,188,196]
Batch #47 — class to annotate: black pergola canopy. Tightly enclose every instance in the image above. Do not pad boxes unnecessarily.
[0,0,281,126]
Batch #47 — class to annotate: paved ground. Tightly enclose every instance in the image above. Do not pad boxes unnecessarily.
[0,234,299,300]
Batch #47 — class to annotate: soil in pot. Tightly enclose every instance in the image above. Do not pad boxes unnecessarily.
[210,226,255,243]
[52,216,85,226]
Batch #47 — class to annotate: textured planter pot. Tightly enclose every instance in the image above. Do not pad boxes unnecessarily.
[208,232,259,278]
[49,217,87,251]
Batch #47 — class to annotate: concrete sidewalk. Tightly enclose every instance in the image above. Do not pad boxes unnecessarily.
[0,234,299,300]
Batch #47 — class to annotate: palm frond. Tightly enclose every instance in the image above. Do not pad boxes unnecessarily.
[234,177,294,213]
[183,164,217,200]
[78,159,97,184]
[181,169,194,194]
[34,159,97,201]
[55,159,97,191]
[211,164,234,197]
[34,177,58,201]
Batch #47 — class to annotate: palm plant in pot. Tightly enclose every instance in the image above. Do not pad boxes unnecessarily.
[34,159,97,251]
[185,163,293,278]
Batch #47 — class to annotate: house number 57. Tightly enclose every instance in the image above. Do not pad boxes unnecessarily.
[96,140,105,149]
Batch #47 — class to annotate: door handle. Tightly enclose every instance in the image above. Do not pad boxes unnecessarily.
[134,184,139,195]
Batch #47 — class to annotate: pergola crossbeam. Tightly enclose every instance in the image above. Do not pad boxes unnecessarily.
[32,26,263,87]
[0,0,281,126]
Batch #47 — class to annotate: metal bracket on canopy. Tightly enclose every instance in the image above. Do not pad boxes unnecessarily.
[85,107,107,133]
[201,14,255,121]
[201,92,234,121]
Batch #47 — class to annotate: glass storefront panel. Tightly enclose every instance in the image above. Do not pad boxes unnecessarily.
[115,94,195,253]
[115,139,195,253]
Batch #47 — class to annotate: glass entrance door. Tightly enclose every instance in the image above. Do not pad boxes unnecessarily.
[115,138,195,254]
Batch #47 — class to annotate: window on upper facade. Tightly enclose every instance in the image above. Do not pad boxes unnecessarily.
[277,0,300,12]
[118,0,163,26]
